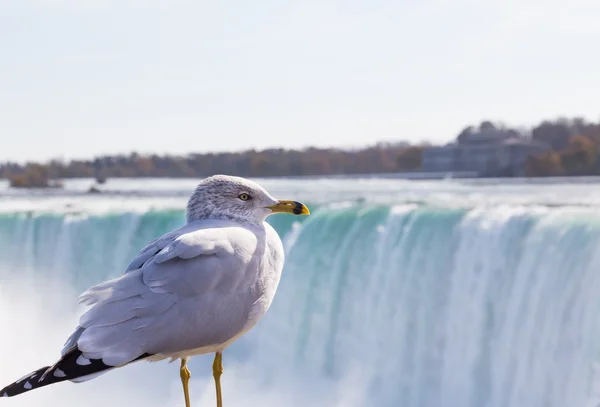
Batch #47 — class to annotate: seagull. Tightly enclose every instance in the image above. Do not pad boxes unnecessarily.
[1,175,310,407]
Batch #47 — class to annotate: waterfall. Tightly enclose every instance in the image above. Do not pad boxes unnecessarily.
[1,203,600,407]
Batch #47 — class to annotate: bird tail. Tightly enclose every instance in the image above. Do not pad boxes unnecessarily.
[1,348,119,398]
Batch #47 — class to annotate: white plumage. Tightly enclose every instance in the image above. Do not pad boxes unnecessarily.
[1,175,310,407]
[73,219,284,366]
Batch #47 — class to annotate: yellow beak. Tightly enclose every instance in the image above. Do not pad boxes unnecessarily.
[267,200,310,215]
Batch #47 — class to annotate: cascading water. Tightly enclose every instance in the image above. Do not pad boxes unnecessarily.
[1,178,600,407]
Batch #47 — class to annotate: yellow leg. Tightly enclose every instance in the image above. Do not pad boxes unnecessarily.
[212,352,224,407]
[180,358,192,407]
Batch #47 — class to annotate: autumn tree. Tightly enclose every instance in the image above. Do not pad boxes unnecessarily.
[525,152,565,177]
[532,120,573,151]
[396,147,424,171]
[560,136,597,175]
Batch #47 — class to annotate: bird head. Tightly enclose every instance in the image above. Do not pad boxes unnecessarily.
[186,175,310,224]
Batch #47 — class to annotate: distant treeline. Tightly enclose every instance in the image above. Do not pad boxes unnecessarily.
[1,142,426,187]
[2,116,600,187]
[524,117,600,177]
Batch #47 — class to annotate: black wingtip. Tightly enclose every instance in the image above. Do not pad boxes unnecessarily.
[0,348,113,397]
[1,349,153,398]
[1,366,51,397]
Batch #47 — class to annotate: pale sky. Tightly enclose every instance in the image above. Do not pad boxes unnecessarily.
[1,0,599,162]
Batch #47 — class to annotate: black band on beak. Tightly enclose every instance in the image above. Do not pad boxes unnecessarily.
[292,202,305,215]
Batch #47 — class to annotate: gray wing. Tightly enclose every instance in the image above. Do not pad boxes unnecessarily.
[122,222,205,273]
[64,222,260,367]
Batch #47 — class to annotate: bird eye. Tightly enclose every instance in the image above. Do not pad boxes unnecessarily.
[238,193,251,201]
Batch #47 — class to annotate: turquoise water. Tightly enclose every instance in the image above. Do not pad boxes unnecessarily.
[1,178,600,407]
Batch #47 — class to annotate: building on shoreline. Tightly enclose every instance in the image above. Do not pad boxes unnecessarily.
[422,125,551,176]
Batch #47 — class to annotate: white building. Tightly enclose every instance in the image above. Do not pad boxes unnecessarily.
[422,127,550,176]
